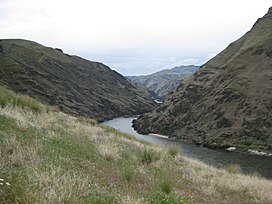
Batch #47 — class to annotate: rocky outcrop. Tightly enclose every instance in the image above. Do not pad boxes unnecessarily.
[133,7,272,151]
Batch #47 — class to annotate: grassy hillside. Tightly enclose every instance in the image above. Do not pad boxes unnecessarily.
[133,7,272,151]
[0,39,155,121]
[127,65,199,100]
[1,86,272,204]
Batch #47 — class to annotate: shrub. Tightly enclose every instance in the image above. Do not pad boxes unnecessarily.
[227,164,242,174]
[159,127,173,135]
[140,148,160,164]
[168,146,179,158]
[242,140,253,146]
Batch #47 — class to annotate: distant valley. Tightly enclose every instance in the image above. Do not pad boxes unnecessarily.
[127,65,199,100]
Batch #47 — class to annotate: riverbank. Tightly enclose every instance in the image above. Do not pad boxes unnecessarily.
[151,132,272,156]
[1,88,272,203]
[155,135,272,157]
[105,117,272,179]
[169,137,272,157]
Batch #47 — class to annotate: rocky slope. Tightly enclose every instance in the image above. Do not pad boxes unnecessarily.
[127,65,199,100]
[133,7,272,151]
[0,39,155,121]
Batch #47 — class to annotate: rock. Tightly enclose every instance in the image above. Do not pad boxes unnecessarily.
[226,147,236,151]
[248,149,268,156]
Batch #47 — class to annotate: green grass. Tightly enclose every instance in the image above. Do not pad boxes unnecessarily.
[145,192,187,204]
[160,176,173,194]
[168,146,179,158]
[1,87,272,203]
[0,86,43,112]
[140,148,160,164]
[121,162,135,182]
[82,193,118,204]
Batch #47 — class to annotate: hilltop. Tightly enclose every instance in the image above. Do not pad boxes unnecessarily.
[0,39,155,121]
[127,65,199,100]
[133,7,272,151]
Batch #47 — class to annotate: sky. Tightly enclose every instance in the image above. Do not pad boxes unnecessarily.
[1,0,272,75]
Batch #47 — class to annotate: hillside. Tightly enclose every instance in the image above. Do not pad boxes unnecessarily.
[133,7,272,151]
[127,65,199,100]
[0,39,155,121]
[1,86,272,203]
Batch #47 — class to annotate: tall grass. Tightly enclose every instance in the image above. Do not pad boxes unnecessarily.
[145,192,187,204]
[168,146,179,158]
[0,86,43,112]
[160,176,173,194]
[227,164,242,174]
[121,163,135,182]
[1,88,272,203]
[140,148,160,164]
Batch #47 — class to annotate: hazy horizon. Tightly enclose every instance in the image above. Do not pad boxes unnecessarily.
[1,0,271,75]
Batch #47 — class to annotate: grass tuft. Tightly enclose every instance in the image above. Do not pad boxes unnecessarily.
[145,191,187,204]
[160,176,173,194]
[168,146,179,158]
[121,163,135,182]
[140,148,160,164]
[227,164,242,174]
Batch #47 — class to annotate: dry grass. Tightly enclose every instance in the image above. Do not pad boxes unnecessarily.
[29,166,93,203]
[178,158,272,203]
[1,98,272,203]
[2,135,42,166]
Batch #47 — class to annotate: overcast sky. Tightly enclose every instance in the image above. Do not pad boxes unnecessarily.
[1,0,271,75]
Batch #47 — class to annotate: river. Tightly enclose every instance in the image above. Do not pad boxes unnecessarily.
[102,117,272,180]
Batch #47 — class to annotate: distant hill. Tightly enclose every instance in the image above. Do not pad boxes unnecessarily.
[133,7,272,151]
[0,39,155,121]
[127,65,199,100]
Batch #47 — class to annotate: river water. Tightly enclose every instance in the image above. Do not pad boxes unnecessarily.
[102,117,272,180]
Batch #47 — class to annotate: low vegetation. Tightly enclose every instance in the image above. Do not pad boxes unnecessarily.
[0,86,44,112]
[140,148,160,164]
[168,146,179,158]
[227,164,242,174]
[1,86,272,203]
